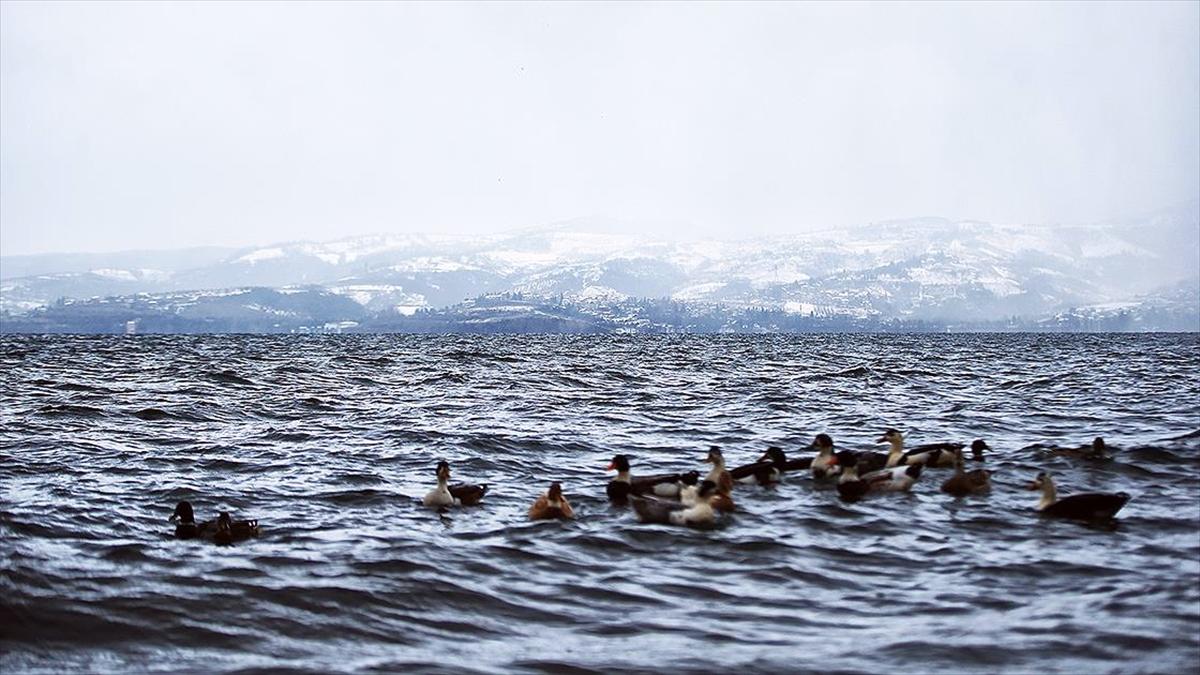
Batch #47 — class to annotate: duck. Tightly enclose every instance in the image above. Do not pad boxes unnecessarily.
[731,446,789,485]
[605,454,688,505]
[423,460,488,507]
[809,434,840,480]
[836,451,923,501]
[1045,437,1111,460]
[631,480,720,528]
[529,482,575,521]
[940,447,992,497]
[877,429,986,468]
[697,447,735,512]
[834,451,869,502]
[212,511,260,546]
[170,501,211,539]
[1026,472,1130,521]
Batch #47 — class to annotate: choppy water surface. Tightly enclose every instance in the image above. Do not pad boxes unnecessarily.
[2,334,1199,674]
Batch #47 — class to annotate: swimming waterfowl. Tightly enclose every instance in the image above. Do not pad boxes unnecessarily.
[212,511,260,546]
[169,501,212,539]
[877,429,986,468]
[834,451,869,502]
[1047,437,1110,460]
[1026,472,1129,521]
[941,447,992,497]
[731,446,789,485]
[605,454,683,505]
[809,434,840,480]
[631,480,720,528]
[837,451,923,501]
[698,447,735,512]
[423,460,488,507]
[529,482,575,520]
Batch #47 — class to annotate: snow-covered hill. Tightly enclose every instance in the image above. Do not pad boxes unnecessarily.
[3,203,1196,324]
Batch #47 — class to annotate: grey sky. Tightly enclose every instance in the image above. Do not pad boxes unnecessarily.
[2,1,1197,255]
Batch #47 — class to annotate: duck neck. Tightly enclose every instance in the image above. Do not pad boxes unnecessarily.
[705,461,724,483]
[614,470,631,483]
[1038,478,1057,510]
[436,476,450,492]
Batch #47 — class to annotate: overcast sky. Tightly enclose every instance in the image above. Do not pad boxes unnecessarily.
[1,1,1197,255]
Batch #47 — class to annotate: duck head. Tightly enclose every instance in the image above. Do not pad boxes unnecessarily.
[216,511,232,531]
[697,479,718,501]
[970,439,989,461]
[170,501,195,524]
[834,450,859,478]
[812,433,835,456]
[435,460,451,482]
[1089,437,1107,457]
[679,470,701,486]
[758,446,788,468]
[878,428,903,447]
[704,446,724,466]
[607,454,631,473]
[904,463,923,480]
[1026,471,1058,509]
[547,482,565,505]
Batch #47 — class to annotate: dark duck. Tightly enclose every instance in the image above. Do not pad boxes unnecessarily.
[1026,472,1129,521]
[940,447,993,497]
[171,501,258,543]
[1046,437,1111,460]
[605,454,687,505]
[834,450,923,502]
[731,446,789,486]
[423,460,488,507]
[212,511,260,546]
[169,501,210,539]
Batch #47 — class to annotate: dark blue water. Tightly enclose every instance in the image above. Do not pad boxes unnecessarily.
[2,334,1199,673]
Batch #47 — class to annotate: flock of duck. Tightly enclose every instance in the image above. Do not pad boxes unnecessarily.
[169,431,1131,542]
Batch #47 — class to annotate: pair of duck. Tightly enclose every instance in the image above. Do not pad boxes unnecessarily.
[170,501,259,545]
[607,448,741,527]
[421,459,575,521]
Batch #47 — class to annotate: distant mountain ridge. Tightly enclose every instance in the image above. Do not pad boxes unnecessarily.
[2,203,1197,331]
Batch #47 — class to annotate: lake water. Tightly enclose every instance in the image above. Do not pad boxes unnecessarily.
[2,334,1198,673]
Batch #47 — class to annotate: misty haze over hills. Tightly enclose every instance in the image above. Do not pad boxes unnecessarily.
[1,203,1197,333]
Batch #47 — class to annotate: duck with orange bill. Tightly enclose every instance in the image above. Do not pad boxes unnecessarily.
[423,460,488,508]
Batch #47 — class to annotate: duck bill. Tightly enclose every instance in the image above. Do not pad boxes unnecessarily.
[875,436,888,443]
[606,462,615,471]
[1024,481,1040,490]
[168,514,178,523]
